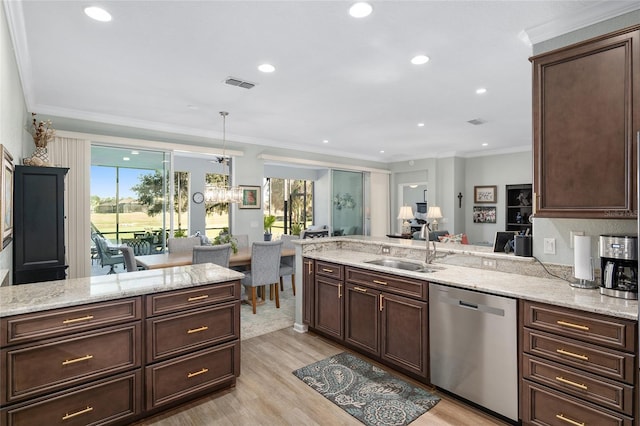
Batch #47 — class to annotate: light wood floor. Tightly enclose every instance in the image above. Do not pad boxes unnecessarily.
[135,328,511,425]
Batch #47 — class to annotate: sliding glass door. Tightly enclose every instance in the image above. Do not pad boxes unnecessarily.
[332,170,363,236]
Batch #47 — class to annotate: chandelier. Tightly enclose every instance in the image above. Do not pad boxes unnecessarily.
[204,111,242,203]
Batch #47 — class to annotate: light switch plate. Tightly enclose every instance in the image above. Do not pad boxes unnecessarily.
[544,238,556,254]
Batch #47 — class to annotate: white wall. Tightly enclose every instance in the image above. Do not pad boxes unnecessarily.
[0,5,29,278]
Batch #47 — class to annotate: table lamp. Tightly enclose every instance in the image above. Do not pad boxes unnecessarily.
[397,205,414,236]
[427,206,443,231]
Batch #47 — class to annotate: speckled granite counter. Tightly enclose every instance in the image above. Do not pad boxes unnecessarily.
[298,237,638,321]
[0,263,245,317]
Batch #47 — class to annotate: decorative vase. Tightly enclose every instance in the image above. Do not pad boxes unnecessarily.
[24,146,50,166]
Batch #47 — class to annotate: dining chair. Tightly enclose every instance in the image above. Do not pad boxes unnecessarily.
[234,234,249,250]
[167,236,201,253]
[122,238,151,256]
[302,229,329,239]
[91,233,124,274]
[279,234,298,295]
[120,246,143,272]
[241,241,283,314]
[193,244,232,268]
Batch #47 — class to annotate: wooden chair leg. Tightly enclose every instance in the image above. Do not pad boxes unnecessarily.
[291,274,296,296]
[275,282,280,309]
[280,277,284,291]
[269,284,274,300]
[261,285,266,301]
[251,287,257,314]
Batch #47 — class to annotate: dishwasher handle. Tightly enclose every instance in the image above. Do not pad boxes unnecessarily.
[459,300,478,310]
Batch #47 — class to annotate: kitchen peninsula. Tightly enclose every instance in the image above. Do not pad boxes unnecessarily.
[295,236,638,424]
[0,264,244,425]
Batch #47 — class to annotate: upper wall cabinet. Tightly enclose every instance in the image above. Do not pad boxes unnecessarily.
[531,26,639,219]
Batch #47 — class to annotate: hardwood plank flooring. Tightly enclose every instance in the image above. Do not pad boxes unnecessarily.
[135,328,510,425]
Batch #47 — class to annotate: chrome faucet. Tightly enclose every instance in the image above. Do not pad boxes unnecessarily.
[420,223,436,264]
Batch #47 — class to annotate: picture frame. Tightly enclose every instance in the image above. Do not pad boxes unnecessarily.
[239,185,261,209]
[473,206,496,223]
[494,231,517,253]
[1,145,14,249]
[474,185,497,203]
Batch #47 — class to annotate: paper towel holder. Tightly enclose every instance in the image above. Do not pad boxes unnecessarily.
[571,235,598,289]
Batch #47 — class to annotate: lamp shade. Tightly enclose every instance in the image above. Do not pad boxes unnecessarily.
[426,206,443,219]
[397,205,414,220]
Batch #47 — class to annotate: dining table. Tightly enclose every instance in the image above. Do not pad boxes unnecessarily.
[135,246,295,270]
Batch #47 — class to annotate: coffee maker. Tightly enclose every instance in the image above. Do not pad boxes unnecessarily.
[599,234,638,300]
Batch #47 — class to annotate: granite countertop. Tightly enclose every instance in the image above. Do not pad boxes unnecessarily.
[303,247,638,321]
[0,263,245,318]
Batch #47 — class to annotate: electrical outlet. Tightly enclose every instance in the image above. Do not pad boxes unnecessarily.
[544,238,556,255]
[569,231,584,248]
[482,259,496,268]
[381,246,390,254]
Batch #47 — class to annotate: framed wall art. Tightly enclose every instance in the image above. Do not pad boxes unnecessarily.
[473,185,497,203]
[239,185,261,209]
[473,206,496,223]
[1,145,14,249]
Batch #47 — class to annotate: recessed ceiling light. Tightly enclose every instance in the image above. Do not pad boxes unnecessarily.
[379,150,385,154]
[258,63,275,73]
[131,150,139,155]
[476,88,487,95]
[322,140,329,144]
[84,6,112,22]
[482,143,489,147]
[349,2,373,18]
[417,123,425,127]
[409,184,418,188]
[411,55,430,65]
[123,157,130,161]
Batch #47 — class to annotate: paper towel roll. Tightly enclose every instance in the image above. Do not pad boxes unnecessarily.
[574,235,594,281]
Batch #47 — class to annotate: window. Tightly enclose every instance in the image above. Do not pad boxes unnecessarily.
[264,178,313,238]
[204,172,230,239]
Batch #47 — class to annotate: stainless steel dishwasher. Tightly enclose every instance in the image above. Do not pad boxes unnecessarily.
[429,283,518,422]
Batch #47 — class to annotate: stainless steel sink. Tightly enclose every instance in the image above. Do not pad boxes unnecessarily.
[364,258,440,273]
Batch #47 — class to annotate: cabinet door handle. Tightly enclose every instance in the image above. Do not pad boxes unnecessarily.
[62,315,94,324]
[556,348,588,361]
[187,326,209,334]
[338,283,342,299]
[187,295,209,302]
[322,268,334,273]
[555,413,584,426]
[62,406,93,420]
[556,320,589,331]
[62,354,93,366]
[373,280,388,286]
[353,286,367,293]
[187,368,209,378]
[379,294,384,311]
[307,261,312,274]
[555,376,587,390]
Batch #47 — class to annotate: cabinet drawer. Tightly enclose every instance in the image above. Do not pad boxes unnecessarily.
[522,301,636,352]
[522,380,633,426]
[346,267,427,300]
[2,322,141,404]
[1,370,141,426]
[1,298,141,346]
[146,281,240,317]
[145,340,239,410]
[146,302,240,363]
[523,354,634,416]
[315,261,343,280]
[523,329,635,384]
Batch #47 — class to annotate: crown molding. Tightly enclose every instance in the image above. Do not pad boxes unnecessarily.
[524,1,640,45]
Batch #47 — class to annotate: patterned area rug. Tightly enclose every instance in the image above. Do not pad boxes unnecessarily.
[240,283,295,340]
[293,352,440,426]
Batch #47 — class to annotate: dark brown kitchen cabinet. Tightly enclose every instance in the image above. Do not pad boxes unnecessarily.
[13,165,69,284]
[345,283,380,355]
[302,258,314,326]
[314,274,344,340]
[531,25,639,219]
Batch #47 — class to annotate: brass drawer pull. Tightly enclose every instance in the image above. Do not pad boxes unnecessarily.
[555,376,587,390]
[379,295,384,311]
[187,295,209,302]
[62,315,94,324]
[187,368,209,378]
[556,320,589,331]
[62,354,94,366]
[555,413,584,426]
[373,280,388,286]
[353,286,367,293]
[338,283,342,299]
[62,406,93,420]
[187,326,209,334]
[556,348,588,361]
[322,268,334,273]
[306,261,312,274]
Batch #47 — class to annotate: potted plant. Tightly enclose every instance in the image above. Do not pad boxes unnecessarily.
[212,228,238,253]
[264,215,276,241]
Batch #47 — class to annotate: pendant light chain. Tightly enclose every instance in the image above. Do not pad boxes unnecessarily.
[204,111,242,203]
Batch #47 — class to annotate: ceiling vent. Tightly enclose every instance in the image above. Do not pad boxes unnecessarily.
[467,118,487,125]
[224,77,256,89]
